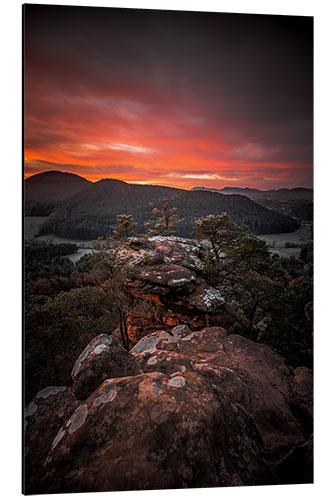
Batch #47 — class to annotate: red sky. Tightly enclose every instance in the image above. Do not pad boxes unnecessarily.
[24,6,313,190]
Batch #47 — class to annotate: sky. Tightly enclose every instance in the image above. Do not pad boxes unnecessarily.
[24,5,313,190]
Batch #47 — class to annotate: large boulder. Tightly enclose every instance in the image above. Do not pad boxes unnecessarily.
[291,366,313,430]
[131,326,313,474]
[24,386,80,494]
[274,433,313,484]
[40,371,268,493]
[71,334,141,400]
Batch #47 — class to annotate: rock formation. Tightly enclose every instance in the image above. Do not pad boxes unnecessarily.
[121,236,250,342]
[24,325,313,493]
[24,386,80,494]
[71,334,141,400]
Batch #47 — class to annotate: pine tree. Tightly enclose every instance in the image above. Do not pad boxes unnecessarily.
[194,212,245,261]
[144,198,183,236]
[112,214,137,240]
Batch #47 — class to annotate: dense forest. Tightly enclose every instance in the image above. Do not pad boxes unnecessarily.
[36,184,298,240]
[191,186,313,201]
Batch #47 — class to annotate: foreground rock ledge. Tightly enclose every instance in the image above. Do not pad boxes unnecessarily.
[25,325,313,494]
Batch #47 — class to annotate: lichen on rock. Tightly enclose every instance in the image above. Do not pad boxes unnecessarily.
[71,333,141,400]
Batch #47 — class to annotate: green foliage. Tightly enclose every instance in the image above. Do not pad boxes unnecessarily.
[112,214,138,240]
[25,202,57,217]
[194,213,246,260]
[75,252,94,273]
[25,286,119,404]
[144,198,184,236]
[195,213,313,366]
[25,240,78,260]
[90,236,138,350]
[259,279,313,367]
[25,241,78,287]
[202,248,218,280]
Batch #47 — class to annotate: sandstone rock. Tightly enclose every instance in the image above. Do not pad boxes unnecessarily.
[40,371,268,493]
[130,235,204,271]
[140,263,196,288]
[126,304,207,343]
[71,334,141,400]
[26,325,312,493]
[291,366,313,435]
[274,434,313,484]
[305,433,314,482]
[186,285,226,312]
[138,349,194,376]
[130,330,178,358]
[131,327,312,471]
[171,324,191,337]
[123,236,203,272]
[218,335,306,463]
[24,386,80,494]
[122,236,247,343]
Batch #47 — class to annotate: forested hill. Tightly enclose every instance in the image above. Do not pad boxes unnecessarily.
[68,178,184,208]
[168,190,298,235]
[33,175,298,240]
[191,186,313,201]
[25,171,92,213]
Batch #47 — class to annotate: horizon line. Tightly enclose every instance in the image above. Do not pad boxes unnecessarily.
[24,169,313,192]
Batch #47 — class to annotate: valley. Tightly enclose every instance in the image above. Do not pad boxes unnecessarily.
[258,223,313,258]
[24,171,313,261]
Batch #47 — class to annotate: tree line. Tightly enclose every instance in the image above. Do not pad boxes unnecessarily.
[36,190,299,240]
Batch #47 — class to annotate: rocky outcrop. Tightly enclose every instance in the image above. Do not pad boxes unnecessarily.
[121,236,249,342]
[39,371,268,493]
[25,326,313,493]
[275,433,313,484]
[71,334,141,400]
[24,386,80,494]
[131,326,312,470]
[291,366,313,430]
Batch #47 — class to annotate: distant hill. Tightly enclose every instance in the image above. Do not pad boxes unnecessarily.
[68,178,183,209]
[191,186,313,201]
[25,171,92,209]
[34,174,298,240]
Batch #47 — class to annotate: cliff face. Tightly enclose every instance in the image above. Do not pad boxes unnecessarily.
[24,325,313,494]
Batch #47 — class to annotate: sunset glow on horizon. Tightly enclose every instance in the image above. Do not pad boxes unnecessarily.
[24,6,313,190]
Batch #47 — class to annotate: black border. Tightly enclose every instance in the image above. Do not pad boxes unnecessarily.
[22,4,26,494]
